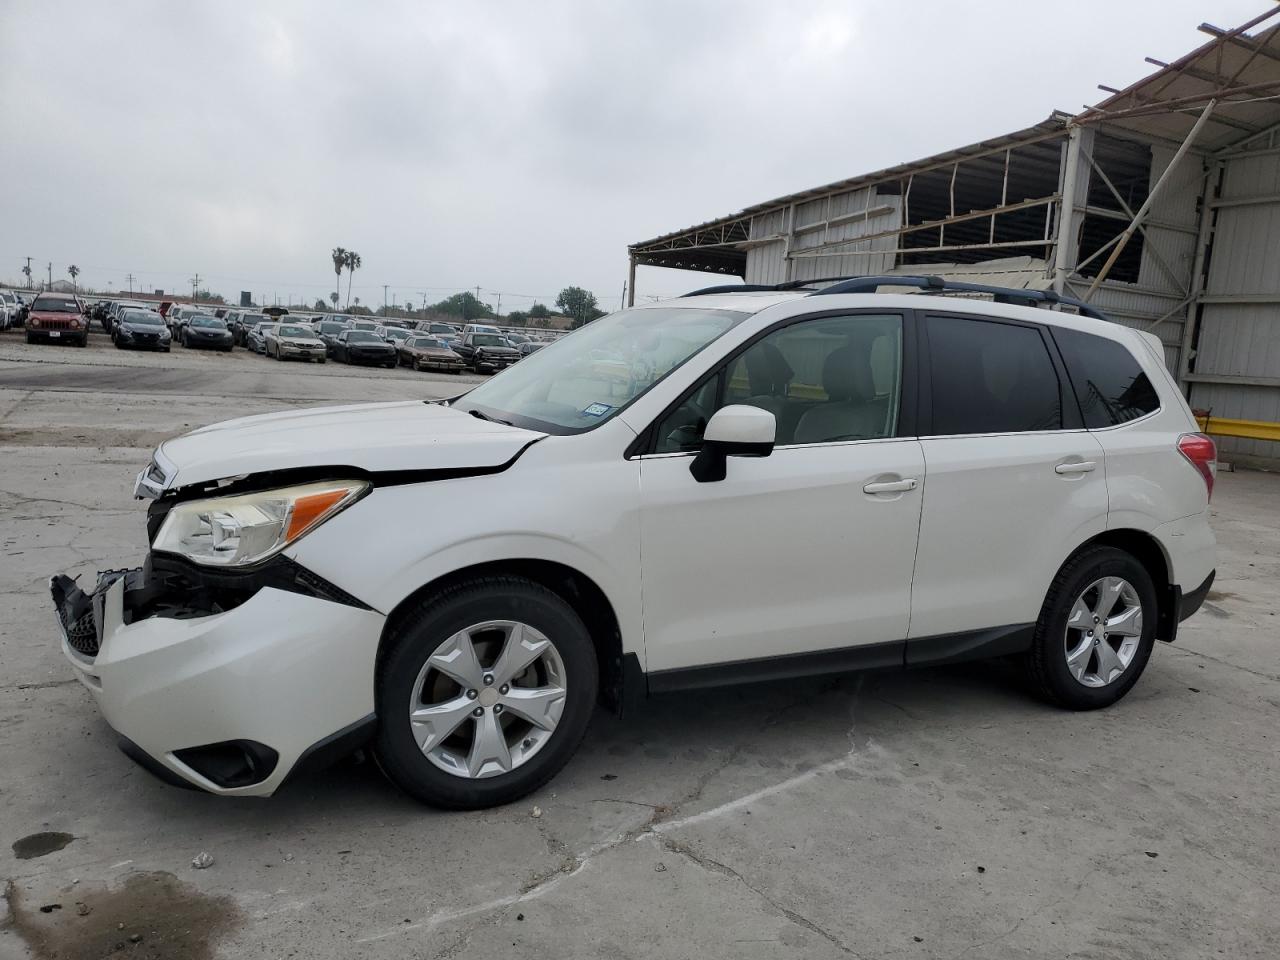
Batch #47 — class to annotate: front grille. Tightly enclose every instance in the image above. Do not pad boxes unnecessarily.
[63,609,98,656]
[51,574,100,657]
[36,318,77,330]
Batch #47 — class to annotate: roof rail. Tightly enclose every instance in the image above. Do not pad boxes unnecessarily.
[680,273,1111,321]
[808,275,1111,321]
[680,276,859,297]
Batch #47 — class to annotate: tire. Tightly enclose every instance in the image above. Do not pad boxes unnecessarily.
[374,576,598,809]
[26,333,34,345]
[1024,546,1158,710]
[163,346,171,353]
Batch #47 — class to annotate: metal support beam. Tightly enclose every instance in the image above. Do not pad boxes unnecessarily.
[1084,100,1217,300]
[1179,161,1220,390]
[1053,125,1085,294]
[1084,153,1192,296]
[626,256,636,308]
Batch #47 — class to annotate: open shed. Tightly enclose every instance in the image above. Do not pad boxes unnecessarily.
[627,8,1280,465]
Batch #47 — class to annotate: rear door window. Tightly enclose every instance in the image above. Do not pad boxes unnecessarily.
[1051,327,1160,428]
[926,315,1062,435]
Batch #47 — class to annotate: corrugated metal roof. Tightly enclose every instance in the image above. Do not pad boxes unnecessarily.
[1078,9,1280,151]
[629,114,1070,253]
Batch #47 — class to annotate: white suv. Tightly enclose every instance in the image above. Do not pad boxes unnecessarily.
[50,277,1217,809]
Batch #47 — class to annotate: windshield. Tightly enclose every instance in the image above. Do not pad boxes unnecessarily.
[347,331,381,343]
[190,317,224,329]
[415,338,444,348]
[121,311,163,325]
[32,297,80,313]
[276,325,312,338]
[455,307,746,433]
[352,321,378,330]
[473,334,507,346]
[384,328,409,340]
[317,322,345,333]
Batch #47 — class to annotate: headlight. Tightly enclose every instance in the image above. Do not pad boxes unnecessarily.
[153,479,369,567]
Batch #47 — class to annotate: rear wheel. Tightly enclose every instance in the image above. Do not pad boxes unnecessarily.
[374,577,598,809]
[1024,546,1157,710]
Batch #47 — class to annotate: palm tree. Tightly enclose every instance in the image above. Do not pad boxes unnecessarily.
[344,250,361,308]
[21,263,32,288]
[67,265,80,292]
[353,297,361,308]
[330,291,339,309]
[331,248,347,309]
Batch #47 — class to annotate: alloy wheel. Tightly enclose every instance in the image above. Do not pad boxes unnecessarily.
[409,620,567,779]
[1064,576,1143,688]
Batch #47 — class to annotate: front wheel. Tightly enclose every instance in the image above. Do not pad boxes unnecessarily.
[1024,546,1157,710]
[374,576,598,809]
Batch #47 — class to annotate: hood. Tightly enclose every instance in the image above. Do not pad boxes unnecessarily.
[157,400,544,489]
[349,339,394,349]
[281,336,322,346]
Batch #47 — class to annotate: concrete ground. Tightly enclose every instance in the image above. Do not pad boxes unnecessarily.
[1,334,1278,959]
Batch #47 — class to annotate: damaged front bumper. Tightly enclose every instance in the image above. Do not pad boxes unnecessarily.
[50,556,385,796]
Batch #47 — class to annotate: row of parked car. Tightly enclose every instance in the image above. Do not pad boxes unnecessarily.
[77,297,554,373]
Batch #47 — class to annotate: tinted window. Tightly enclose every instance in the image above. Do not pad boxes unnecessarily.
[189,317,225,329]
[1053,327,1160,427]
[653,313,903,453]
[347,331,380,343]
[927,316,1061,435]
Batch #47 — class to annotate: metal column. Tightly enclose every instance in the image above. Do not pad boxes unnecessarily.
[1052,125,1085,294]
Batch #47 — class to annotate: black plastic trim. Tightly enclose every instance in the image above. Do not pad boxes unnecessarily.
[647,639,905,694]
[643,623,1036,694]
[173,740,280,790]
[903,623,1035,667]
[117,735,202,792]
[1178,570,1215,624]
[279,713,377,790]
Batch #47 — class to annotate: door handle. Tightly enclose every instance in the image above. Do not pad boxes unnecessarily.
[1055,461,1097,475]
[863,478,918,494]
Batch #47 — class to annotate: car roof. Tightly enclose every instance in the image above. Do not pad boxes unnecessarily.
[659,289,1129,341]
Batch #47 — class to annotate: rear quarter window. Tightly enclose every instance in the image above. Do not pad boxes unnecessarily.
[1052,327,1160,428]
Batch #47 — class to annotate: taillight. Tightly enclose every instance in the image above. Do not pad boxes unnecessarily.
[1177,432,1217,502]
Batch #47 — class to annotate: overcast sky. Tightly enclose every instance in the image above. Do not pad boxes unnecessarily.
[0,0,1263,311]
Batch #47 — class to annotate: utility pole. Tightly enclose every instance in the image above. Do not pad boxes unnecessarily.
[47,262,52,290]
[383,284,389,315]
[495,293,502,318]
[126,273,135,294]
[190,273,201,301]
[24,257,32,289]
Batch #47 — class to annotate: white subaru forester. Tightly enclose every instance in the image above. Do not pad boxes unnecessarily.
[51,276,1217,809]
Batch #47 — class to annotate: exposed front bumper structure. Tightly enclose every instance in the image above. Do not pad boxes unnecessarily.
[51,560,385,796]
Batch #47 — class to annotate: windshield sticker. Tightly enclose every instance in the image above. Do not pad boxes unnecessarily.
[582,402,613,418]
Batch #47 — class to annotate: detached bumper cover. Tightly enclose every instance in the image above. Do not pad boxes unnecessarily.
[51,563,385,796]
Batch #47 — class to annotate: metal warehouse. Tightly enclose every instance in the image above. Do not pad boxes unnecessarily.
[628,9,1280,467]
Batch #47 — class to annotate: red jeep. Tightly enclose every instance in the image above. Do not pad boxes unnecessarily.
[27,293,89,347]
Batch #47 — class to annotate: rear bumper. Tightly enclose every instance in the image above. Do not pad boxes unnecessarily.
[50,566,384,796]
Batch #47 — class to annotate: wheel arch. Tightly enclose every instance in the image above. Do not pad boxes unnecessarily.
[378,559,632,714]
[1065,528,1177,641]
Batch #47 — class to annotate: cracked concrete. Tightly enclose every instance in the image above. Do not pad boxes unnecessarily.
[2,345,1279,959]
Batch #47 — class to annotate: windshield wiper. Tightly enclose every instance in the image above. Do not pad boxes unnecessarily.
[468,408,512,426]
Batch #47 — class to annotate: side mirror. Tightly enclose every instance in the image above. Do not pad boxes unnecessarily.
[690,405,776,483]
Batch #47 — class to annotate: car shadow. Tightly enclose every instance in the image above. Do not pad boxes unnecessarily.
[143,657,1037,827]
